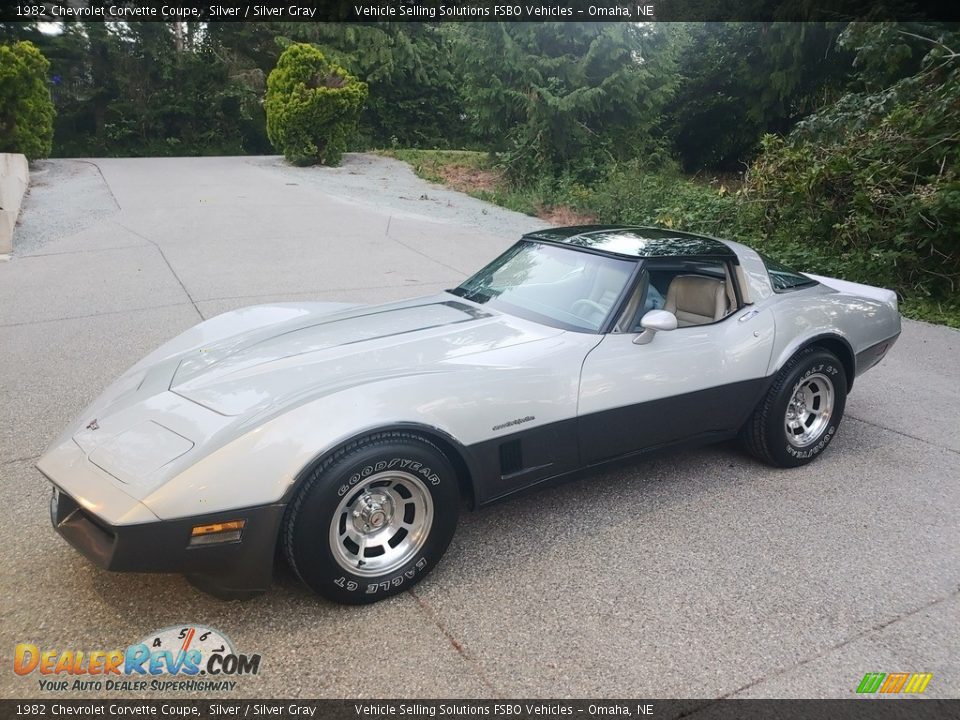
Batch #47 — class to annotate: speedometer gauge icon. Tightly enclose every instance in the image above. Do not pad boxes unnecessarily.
[138,625,235,663]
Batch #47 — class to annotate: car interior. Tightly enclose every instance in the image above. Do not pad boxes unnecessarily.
[477,245,742,333]
[483,247,635,331]
[566,262,635,329]
[614,259,741,332]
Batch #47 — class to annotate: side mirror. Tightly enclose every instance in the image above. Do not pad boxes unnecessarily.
[633,309,677,345]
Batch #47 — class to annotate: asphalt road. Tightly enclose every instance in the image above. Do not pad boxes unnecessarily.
[1,155,957,700]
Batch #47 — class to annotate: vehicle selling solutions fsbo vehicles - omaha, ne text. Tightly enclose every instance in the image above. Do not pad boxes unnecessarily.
[38,226,901,603]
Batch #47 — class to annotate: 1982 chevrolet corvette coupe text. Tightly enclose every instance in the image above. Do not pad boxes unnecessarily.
[38,226,901,603]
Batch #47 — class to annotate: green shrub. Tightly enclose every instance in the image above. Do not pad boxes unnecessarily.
[0,41,55,161]
[588,160,759,240]
[459,24,677,183]
[265,43,368,166]
[742,44,959,306]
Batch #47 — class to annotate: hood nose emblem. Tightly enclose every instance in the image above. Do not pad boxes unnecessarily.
[86,419,99,431]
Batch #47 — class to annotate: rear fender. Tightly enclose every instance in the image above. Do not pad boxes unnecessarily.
[803,274,898,310]
[771,333,856,391]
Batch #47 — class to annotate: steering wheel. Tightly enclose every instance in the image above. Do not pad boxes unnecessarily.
[571,299,607,317]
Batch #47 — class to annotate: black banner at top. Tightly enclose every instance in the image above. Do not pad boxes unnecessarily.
[3,0,959,23]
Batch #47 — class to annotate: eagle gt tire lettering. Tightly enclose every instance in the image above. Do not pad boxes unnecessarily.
[741,347,848,468]
[282,431,459,604]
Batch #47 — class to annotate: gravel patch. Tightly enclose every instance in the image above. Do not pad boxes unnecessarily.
[248,153,548,239]
[14,160,120,255]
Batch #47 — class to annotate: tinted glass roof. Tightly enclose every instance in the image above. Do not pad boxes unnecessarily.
[522,226,735,259]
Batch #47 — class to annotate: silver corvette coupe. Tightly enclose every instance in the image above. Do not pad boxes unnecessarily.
[38,226,901,603]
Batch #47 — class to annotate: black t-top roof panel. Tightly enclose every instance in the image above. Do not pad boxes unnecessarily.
[522,226,736,259]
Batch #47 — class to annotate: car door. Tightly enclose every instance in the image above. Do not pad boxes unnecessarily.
[577,268,775,465]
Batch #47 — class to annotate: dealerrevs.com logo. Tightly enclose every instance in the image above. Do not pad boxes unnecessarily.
[14,625,261,693]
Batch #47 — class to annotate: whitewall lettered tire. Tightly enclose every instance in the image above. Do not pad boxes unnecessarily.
[282,432,460,604]
[741,347,848,468]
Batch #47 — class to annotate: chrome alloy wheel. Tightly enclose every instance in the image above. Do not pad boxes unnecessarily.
[329,470,434,577]
[784,372,835,447]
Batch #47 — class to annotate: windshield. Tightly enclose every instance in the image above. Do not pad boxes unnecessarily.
[450,241,636,332]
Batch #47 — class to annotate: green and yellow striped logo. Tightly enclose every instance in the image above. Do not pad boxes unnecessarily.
[856,672,932,694]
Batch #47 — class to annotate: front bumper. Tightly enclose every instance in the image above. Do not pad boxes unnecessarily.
[48,484,284,600]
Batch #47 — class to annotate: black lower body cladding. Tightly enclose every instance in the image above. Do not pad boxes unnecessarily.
[47,484,283,599]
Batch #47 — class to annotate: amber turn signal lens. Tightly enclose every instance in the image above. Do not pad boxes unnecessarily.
[191,520,245,536]
[189,520,246,545]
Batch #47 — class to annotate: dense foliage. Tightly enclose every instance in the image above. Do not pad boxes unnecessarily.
[265,43,367,166]
[745,24,960,312]
[1,20,958,323]
[431,23,960,323]
[15,23,268,157]
[277,23,470,149]
[664,22,850,170]
[0,40,55,160]
[457,23,677,181]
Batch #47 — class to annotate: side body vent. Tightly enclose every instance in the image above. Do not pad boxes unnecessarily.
[499,439,523,477]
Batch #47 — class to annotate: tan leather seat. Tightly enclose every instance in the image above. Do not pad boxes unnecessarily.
[664,275,727,327]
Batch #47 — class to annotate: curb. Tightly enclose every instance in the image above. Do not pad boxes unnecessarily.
[0,153,30,254]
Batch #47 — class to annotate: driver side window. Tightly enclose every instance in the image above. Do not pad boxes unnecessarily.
[617,258,740,332]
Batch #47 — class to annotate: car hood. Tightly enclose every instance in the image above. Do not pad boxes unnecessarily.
[169,296,561,417]
[37,293,576,523]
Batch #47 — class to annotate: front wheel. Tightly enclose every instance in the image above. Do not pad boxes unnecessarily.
[282,432,460,604]
[740,347,848,468]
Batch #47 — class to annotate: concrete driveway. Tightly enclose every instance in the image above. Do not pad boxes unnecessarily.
[1,155,957,700]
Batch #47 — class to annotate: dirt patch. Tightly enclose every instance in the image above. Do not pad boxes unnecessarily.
[535,204,597,226]
[434,164,502,194]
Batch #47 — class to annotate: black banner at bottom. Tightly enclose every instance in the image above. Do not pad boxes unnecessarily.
[1,699,958,720]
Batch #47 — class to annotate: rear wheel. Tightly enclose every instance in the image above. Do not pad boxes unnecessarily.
[741,347,848,468]
[283,432,460,604]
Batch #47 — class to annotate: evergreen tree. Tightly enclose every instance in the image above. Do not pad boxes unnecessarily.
[0,40,55,160]
[275,23,468,147]
[457,22,678,181]
[265,43,368,166]
[664,22,850,171]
